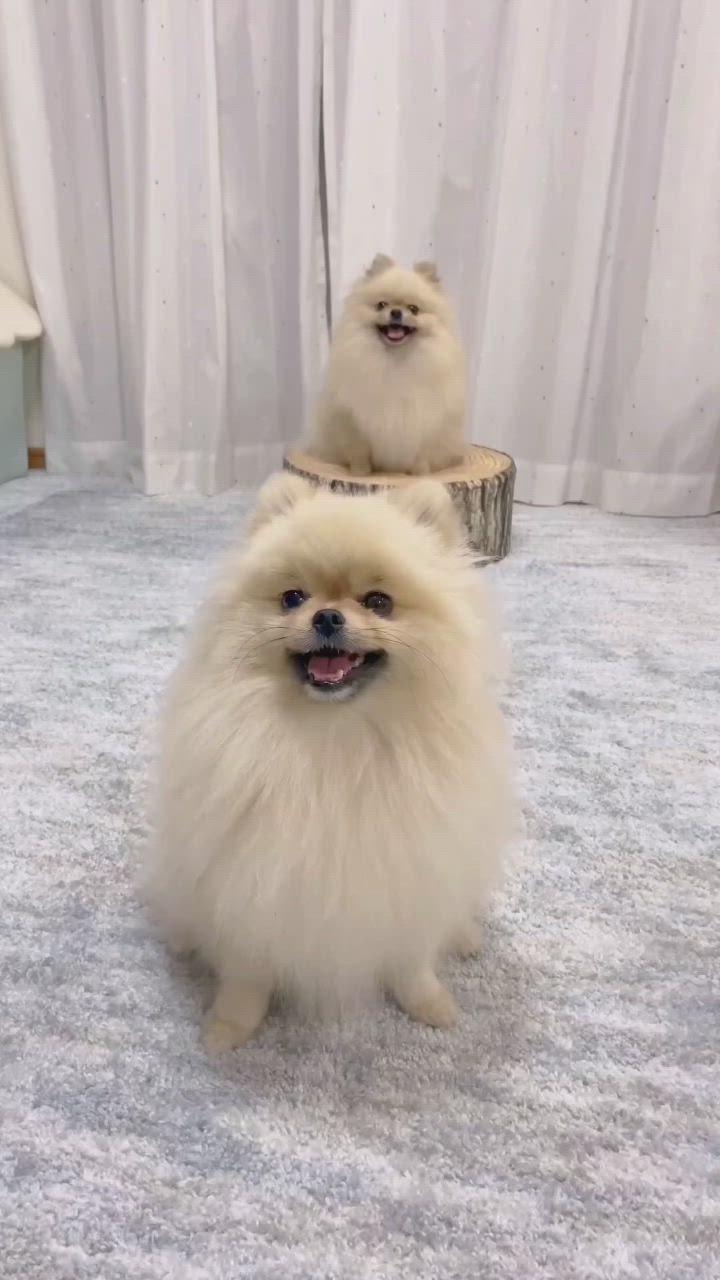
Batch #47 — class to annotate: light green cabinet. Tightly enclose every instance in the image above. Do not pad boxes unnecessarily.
[0,345,27,483]
[0,279,42,484]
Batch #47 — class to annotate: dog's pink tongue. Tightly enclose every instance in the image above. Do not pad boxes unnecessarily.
[308,653,355,683]
[387,326,405,341]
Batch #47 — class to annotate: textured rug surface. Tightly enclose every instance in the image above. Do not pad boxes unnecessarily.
[1,476,718,1280]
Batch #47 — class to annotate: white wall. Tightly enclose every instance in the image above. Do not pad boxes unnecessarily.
[0,107,42,448]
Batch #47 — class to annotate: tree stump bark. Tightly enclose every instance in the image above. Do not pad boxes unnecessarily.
[283,445,516,563]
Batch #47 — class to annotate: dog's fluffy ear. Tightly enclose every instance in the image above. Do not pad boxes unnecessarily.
[250,472,314,533]
[414,260,441,287]
[365,253,394,278]
[388,481,464,550]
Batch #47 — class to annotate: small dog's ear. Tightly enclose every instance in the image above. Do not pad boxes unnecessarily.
[388,480,464,550]
[365,253,394,278]
[413,260,441,287]
[250,472,314,533]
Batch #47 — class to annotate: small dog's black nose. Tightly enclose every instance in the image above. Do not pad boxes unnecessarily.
[312,608,345,639]
[390,307,403,323]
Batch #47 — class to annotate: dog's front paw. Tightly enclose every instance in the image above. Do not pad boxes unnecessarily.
[391,968,459,1030]
[203,1013,260,1053]
[407,984,459,1029]
[449,921,483,959]
[203,979,270,1053]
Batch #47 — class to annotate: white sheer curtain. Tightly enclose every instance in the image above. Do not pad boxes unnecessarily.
[1,0,718,514]
[0,0,325,492]
[324,0,720,516]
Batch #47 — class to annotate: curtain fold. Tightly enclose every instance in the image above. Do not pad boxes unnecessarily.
[0,0,717,513]
[0,0,325,494]
[322,0,720,516]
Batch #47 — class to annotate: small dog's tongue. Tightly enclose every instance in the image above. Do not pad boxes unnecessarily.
[387,326,405,342]
[308,653,358,683]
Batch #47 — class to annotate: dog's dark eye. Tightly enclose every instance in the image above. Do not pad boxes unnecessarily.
[407,303,419,316]
[375,300,387,312]
[281,589,307,610]
[362,591,394,617]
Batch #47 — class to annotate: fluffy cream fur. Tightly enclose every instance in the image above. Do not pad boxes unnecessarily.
[311,255,467,476]
[143,475,516,1049]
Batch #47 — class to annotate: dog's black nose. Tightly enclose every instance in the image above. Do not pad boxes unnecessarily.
[390,307,403,323]
[312,608,345,639]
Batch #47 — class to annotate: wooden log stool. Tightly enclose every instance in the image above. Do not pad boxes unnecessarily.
[283,444,516,563]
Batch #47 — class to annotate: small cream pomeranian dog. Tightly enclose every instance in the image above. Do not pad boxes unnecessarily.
[311,254,467,476]
[143,474,516,1050]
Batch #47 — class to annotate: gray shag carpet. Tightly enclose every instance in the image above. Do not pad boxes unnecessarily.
[1,476,718,1280]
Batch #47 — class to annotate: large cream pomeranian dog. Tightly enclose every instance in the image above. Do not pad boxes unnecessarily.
[143,474,516,1050]
[311,254,467,476]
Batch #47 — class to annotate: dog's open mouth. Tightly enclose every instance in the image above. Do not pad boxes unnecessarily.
[291,647,387,699]
[377,324,415,346]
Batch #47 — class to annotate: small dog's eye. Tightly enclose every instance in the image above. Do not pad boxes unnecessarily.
[281,589,307,610]
[375,300,387,312]
[407,303,419,316]
[362,591,394,617]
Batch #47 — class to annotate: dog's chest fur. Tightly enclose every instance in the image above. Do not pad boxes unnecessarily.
[335,339,463,470]
[171,697,505,1007]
